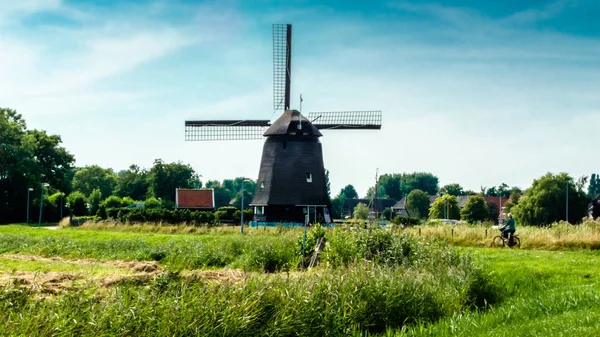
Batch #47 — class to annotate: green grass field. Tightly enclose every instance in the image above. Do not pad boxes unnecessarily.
[1,223,599,336]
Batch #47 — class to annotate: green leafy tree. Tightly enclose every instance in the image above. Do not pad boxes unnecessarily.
[486,201,499,222]
[148,159,201,203]
[460,196,489,223]
[439,183,464,196]
[67,191,87,216]
[116,165,150,200]
[0,108,75,223]
[229,178,256,210]
[340,185,358,199]
[88,188,102,216]
[72,165,118,198]
[428,194,460,220]
[375,172,439,201]
[405,189,430,218]
[513,172,590,226]
[330,184,359,219]
[205,180,233,209]
[365,185,387,199]
[353,202,369,220]
[588,173,600,198]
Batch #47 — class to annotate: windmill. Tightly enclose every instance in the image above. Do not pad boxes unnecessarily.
[185,24,382,224]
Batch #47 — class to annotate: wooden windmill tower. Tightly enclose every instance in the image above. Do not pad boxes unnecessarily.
[185,24,382,224]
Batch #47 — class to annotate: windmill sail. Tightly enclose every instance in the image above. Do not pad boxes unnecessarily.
[307,111,382,130]
[273,24,292,111]
[185,120,270,141]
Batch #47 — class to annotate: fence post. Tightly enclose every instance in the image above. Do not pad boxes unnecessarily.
[451,228,454,237]
[485,229,487,238]
[419,227,421,236]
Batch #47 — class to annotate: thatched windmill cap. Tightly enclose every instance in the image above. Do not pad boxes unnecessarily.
[264,110,322,137]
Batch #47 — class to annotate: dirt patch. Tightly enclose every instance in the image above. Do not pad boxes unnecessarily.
[1,254,162,274]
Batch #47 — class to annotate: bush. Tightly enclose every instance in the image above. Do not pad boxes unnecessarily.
[391,216,421,226]
[103,196,124,209]
[144,197,161,209]
[323,224,419,267]
[67,191,87,216]
[460,195,489,223]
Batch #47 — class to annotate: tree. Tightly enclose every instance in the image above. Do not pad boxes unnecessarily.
[379,174,402,201]
[340,185,358,199]
[0,108,75,223]
[405,189,430,218]
[72,165,118,199]
[588,173,600,198]
[116,165,150,201]
[460,196,489,223]
[147,159,201,202]
[365,185,387,199]
[512,172,590,226]
[376,172,439,201]
[482,183,512,198]
[228,177,256,210]
[439,183,464,196]
[428,194,460,220]
[67,191,87,216]
[353,202,369,220]
[88,188,102,216]
[486,201,499,222]
[205,180,234,209]
[330,184,358,219]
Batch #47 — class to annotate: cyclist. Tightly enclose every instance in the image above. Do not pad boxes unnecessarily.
[501,213,516,244]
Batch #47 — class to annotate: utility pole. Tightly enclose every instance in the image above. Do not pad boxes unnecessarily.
[566,180,569,223]
[26,188,33,224]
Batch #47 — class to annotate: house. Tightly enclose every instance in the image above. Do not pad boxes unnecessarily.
[392,195,509,218]
[175,188,215,210]
[341,198,397,218]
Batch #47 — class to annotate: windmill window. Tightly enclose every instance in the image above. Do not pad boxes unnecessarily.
[306,173,312,183]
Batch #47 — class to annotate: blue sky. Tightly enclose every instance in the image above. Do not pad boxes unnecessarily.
[1,0,599,197]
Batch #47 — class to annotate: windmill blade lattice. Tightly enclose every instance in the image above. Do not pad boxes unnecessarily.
[185,120,271,141]
[273,24,292,111]
[307,111,382,130]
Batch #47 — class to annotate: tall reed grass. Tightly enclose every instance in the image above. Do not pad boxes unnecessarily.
[0,241,496,336]
[403,219,600,250]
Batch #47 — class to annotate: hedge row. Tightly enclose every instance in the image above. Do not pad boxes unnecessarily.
[391,216,421,226]
[98,207,254,225]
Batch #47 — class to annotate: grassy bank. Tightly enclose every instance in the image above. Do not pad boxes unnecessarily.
[0,225,299,272]
[394,248,600,336]
[0,224,497,335]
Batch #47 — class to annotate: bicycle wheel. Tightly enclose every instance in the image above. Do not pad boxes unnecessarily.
[491,236,505,248]
[509,236,521,249]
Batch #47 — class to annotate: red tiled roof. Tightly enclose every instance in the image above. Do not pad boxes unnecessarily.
[176,188,214,209]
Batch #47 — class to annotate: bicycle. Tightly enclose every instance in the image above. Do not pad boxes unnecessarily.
[491,231,520,248]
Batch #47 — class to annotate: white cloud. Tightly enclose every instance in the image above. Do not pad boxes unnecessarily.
[0,0,62,22]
